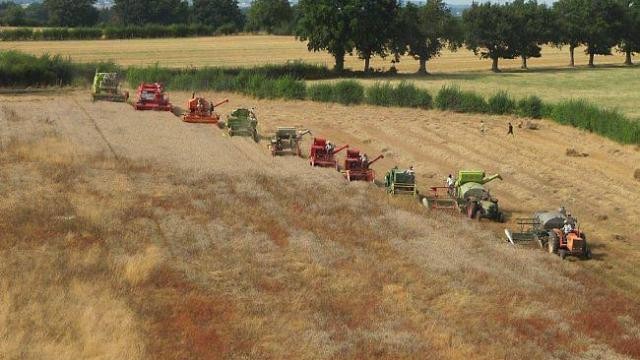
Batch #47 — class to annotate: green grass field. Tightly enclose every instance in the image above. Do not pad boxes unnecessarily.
[343,65,640,119]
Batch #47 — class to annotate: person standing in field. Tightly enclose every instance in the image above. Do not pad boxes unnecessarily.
[480,120,486,135]
[507,122,514,136]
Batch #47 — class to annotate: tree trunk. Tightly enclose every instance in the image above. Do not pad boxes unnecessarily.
[569,46,575,67]
[334,50,345,73]
[491,56,500,73]
[364,56,371,72]
[588,52,595,67]
[418,57,429,74]
[521,55,528,70]
[625,49,633,66]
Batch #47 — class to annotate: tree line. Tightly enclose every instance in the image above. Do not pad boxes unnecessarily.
[1,0,638,73]
[0,0,296,35]
[297,0,640,73]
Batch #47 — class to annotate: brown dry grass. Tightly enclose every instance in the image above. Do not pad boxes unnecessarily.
[0,94,639,359]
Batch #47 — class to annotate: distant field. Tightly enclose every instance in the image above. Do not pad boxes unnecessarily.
[2,34,633,72]
[3,34,639,116]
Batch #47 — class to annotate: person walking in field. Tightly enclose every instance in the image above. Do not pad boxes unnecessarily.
[507,122,514,136]
[480,120,486,135]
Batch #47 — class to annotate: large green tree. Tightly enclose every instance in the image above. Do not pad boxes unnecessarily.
[43,0,98,27]
[397,0,461,74]
[192,0,244,30]
[350,0,398,72]
[552,0,586,67]
[618,0,640,65]
[505,0,550,69]
[463,2,516,72]
[113,0,188,25]
[246,0,293,34]
[581,0,625,66]
[296,0,356,72]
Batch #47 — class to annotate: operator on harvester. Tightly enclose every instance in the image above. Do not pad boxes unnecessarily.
[563,219,574,235]
[325,141,334,155]
[446,174,456,196]
[360,153,369,169]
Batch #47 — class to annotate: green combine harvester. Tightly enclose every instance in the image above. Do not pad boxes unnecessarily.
[384,167,417,195]
[226,108,259,142]
[269,127,311,156]
[423,170,504,222]
[91,72,129,102]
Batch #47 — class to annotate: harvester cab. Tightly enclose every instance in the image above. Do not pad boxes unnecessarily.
[341,149,383,182]
[183,94,229,124]
[91,72,129,102]
[384,167,417,195]
[134,83,173,111]
[309,138,348,169]
[455,170,504,222]
[269,127,311,157]
[226,108,259,142]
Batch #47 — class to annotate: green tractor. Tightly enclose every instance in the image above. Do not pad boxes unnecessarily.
[91,72,129,102]
[226,108,259,142]
[384,167,417,196]
[423,170,504,222]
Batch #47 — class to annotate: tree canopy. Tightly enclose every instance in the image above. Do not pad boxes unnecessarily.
[43,0,98,27]
[246,0,293,34]
[192,0,244,31]
[463,2,516,72]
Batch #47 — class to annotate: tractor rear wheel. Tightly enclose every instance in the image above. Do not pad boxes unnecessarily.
[583,241,592,260]
[559,249,568,260]
[466,201,477,219]
[548,231,559,254]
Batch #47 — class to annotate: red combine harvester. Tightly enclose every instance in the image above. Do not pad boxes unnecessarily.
[309,137,348,169]
[133,83,173,111]
[182,94,229,124]
[342,149,384,182]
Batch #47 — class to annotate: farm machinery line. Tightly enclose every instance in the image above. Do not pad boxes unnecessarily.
[99,78,596,261]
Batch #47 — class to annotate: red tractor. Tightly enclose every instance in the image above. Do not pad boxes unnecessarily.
[133,83,173,111]
[341,149,384,182]
[182,94,229,124]
[309,137,348,169]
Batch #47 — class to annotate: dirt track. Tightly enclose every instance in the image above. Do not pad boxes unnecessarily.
[1,90,639,294]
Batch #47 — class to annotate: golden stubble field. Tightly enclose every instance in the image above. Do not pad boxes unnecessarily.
[1,34,632,72]
[1,91,639,358]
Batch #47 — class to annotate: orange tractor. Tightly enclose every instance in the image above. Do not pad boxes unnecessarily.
[309,137,348,169]
[341,149,384,182]
[133,83,173,111]
[182,94,229,124]
[547,227,592,260]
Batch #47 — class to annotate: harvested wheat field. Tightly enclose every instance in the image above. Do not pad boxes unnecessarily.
[2,34,632,72]
[1,91,639,359]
